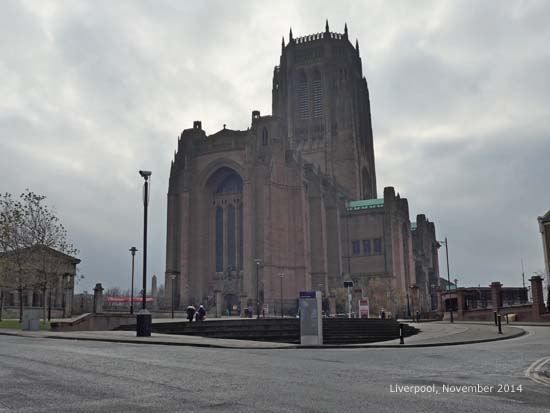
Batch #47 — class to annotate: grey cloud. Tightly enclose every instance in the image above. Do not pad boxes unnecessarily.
[1,0,548,293]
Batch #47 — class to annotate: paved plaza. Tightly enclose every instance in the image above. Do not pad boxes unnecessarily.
[0,324,549,412]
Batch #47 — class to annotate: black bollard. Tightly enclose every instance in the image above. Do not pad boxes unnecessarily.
[497,315,502,334]
[399,323,404,344]
[494,311,498,326]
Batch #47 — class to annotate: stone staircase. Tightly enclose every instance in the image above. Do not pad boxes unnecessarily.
[117,318,418,344]
[322,318,417,344]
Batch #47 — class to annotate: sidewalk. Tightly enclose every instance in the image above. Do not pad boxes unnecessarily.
[0,321,525,349]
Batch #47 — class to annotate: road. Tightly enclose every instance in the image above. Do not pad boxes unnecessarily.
[0,326,549,412]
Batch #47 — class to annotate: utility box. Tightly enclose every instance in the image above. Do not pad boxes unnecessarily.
[22,308,42,331]
[299,291,323,345]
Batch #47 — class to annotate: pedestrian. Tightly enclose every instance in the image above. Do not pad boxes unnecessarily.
[381,310,386,319]
[197,304,206,321]
[186,305,196,322]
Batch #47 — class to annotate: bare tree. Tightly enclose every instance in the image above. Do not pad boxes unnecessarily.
[0,191,79,322]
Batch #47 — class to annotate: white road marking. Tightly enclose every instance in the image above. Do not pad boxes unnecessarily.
[525,356,550,386]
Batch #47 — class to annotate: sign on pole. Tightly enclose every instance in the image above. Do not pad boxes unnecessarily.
[358,298,370,318]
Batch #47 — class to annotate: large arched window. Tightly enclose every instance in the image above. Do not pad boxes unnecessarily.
[227,205,236,268]
[297,71,308,119]
[311,70,323,118]
[209,168,244,273]
[216,174,243,194]
[215,207,224,272]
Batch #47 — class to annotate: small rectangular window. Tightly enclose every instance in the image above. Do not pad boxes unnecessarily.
[352,241,360,255]
[373,238,382,254]
[362,240,371,255]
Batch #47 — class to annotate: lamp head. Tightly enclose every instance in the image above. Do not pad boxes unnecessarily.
[129,246,138,255]
[139,170,152,179]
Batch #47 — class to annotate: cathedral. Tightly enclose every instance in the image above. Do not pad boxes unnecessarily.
[165,22,440,317]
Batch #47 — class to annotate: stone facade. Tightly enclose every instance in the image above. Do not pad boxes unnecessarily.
[0,246,80,318]
[412,214,440,311]
[538,210,550,285]
[165,24,439,316]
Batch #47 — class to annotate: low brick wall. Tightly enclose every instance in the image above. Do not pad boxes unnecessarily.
[1,306,64,320]
[455,304,545,322]
[50,313,136,332]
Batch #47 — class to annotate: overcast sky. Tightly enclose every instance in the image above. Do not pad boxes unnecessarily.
[1,0,549,294]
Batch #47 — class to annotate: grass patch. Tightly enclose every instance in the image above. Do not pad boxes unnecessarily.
[0,319,50,330]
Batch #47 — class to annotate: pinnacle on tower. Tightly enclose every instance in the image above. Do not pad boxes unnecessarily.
[344,23,348,36]
[281,36,285,49]
[325,19,330,33]
[356,38,360,53]
[289,27,293,42]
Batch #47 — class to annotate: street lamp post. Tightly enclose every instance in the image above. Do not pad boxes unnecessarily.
[170,273,177,319]
[279,272,284,318]
[254,259,261,319]
[438,237,453,323]
[129,247,138,315]
[137,170,152,337]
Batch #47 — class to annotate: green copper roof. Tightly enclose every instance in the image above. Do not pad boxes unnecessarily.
[347,198,384,211]
[411,222,417,230]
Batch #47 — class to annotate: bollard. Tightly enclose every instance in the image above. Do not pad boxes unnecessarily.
[494,311,498,326]
[497,315,502,334]
[399,323,404,344]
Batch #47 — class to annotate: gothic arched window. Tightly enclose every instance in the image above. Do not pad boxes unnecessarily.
[312,70,323,118]
[215,207,223,272]
[216,174,243,194]
[262,127,268,145]
[227,205,236,268]
[297,71,309,119]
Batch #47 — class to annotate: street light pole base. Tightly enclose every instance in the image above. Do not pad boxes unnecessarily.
[136,309,152,337]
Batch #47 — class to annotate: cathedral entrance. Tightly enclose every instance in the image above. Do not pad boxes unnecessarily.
[224,293,238,316]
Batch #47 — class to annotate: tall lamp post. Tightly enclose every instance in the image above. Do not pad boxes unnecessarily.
[437,237,453,323]
[170,273,177,319]
[137,170,152,336]
[279,272,284,318]
[254,259,262,319]
[129,247,138,315]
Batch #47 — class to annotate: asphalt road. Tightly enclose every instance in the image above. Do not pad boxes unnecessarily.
[1,326,549,412]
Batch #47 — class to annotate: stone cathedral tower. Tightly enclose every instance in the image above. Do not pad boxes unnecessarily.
[164,23,437,317]
[272,21,377,200]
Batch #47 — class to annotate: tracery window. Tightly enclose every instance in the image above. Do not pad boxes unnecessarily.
[297,71,309,119]
[227,205,236,268]
[215,207,224,272]
[312,70,323,118]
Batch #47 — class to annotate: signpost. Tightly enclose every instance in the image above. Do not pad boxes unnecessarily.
[299,291,323,345]
[344,280,354,318]
[358,298,370,318]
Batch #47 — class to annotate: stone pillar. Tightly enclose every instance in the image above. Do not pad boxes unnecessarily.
[215,290,223,317]
[410,285,418,316]
[456,289,465,320]
[240,295,247,317]
[151,275,158,298]
[328,294,336,316]
[530,276,544,319]
[93,283,104,314]
[490,282,502,312]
